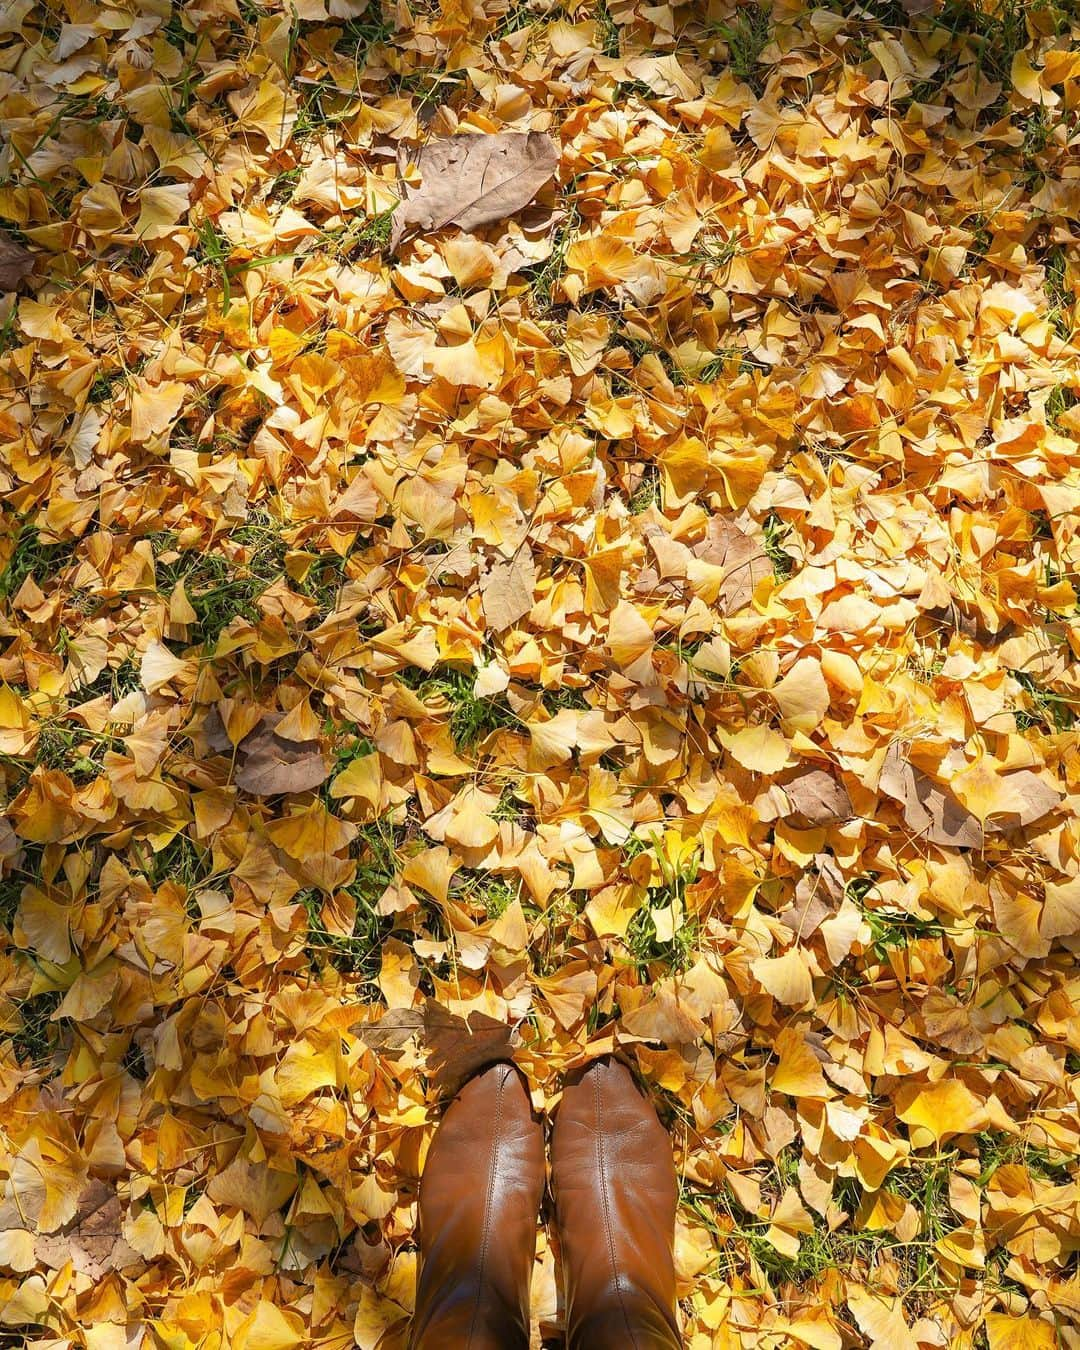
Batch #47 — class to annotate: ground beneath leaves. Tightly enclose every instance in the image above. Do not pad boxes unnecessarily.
[1,1,1079,1348]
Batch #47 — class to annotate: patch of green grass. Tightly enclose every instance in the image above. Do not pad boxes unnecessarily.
[335,5,395,68]
[608,332,700,388]
[762,511,794,580]
[976,1131,1075,1186]
[30,721,117,783]
[862,909,947,960]
[352,820,406,910]
[330,208,395,262]
[698,347,770,382]
[162,554,266,646]
[707,4,771,92]
[0,304,21,354]
[407,667,517,750]
[129,833,221,901]
[300,886,389,985]
[150,517,302,651]
[685,1173,901,1290]
[456,876,519,921]
[624,906,699,975]
[1046,384,1078,428]
[7,989,63,1068]
[67,656,142,704]
[627,463,660,514]
[593,0,621,58]
[88,367,125,404]
[0,524,77,600]
[492,784,534,830]
[543,685,590,713]
[302,820,404,982]
[0,847,42,933]
[121,1037,148,1081]
[295,75,371,138]
[196,218,236,312]
[1043,246,1073,340]
[519,198,578,313]
[490,0,549,42]
[325,726,376,777]
[390,66,467,113]
[161,12,192,52]
[1021,107,1053,167]
[611,77,655,104]
[1009,669,1077,733]
[933,0,1030,89]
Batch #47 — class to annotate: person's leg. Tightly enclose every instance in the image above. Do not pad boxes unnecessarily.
[408,1061,545,1350]
[551,1057,682,1350]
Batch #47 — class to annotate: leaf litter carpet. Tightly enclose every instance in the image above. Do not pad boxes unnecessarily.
[0,0,1079,1347]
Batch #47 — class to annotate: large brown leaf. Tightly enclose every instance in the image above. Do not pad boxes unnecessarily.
[0,232,33,291]
[390,132,559,250]
[233,712,331,795]
[879,743,983,848]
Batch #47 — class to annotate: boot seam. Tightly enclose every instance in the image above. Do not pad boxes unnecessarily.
[465,1066,506,1348]
[594,1068,640,1350]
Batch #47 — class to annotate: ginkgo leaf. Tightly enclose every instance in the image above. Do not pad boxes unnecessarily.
[238,1300,305,1350]
[135,184,192,240]
[751,946,814,1007]
[129,379,186,444]
[725,724,793,775]
[607,599,654,666]
[895,1079,988,1144]
[402,847,459,906]
[985,1314,1057,1350]
[772,657,830,732]
[771,1026,834,1099]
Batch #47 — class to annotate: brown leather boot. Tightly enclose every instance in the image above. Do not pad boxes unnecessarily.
[551,1057,682,1350]
[409,1061,545,1350]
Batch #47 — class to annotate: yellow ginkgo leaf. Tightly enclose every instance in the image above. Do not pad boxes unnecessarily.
[895,1078,987,1144]
[772,657,830,733]
[401,846,460,906]
[129,379,186,444]
[771,1026,833,1098]
[985,1314,1057,1350]
[135,183,192,240]
[725,724,792,774]
[607,599,654,667]
[751,946,814,1007]
[237,1300,304,1350]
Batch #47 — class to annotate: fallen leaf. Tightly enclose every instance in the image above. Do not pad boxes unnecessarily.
[480,549,537,632]
[391,132,558,250]
[985,1314,1057,1350]
[234,713,331,795]
[0,232,34,290]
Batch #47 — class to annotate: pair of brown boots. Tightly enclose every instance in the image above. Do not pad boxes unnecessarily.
[408,1057,682,1350]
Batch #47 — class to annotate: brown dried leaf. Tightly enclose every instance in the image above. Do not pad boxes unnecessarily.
[0,233,33,291]
[879,744,983,848]
[480,549,537,633]
[391,132,559,250]
[234,713,331,795]
[34,1180,141,1279]
[783,768,853,826]
[694,515,771,612]
[421,1001,515,1091]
